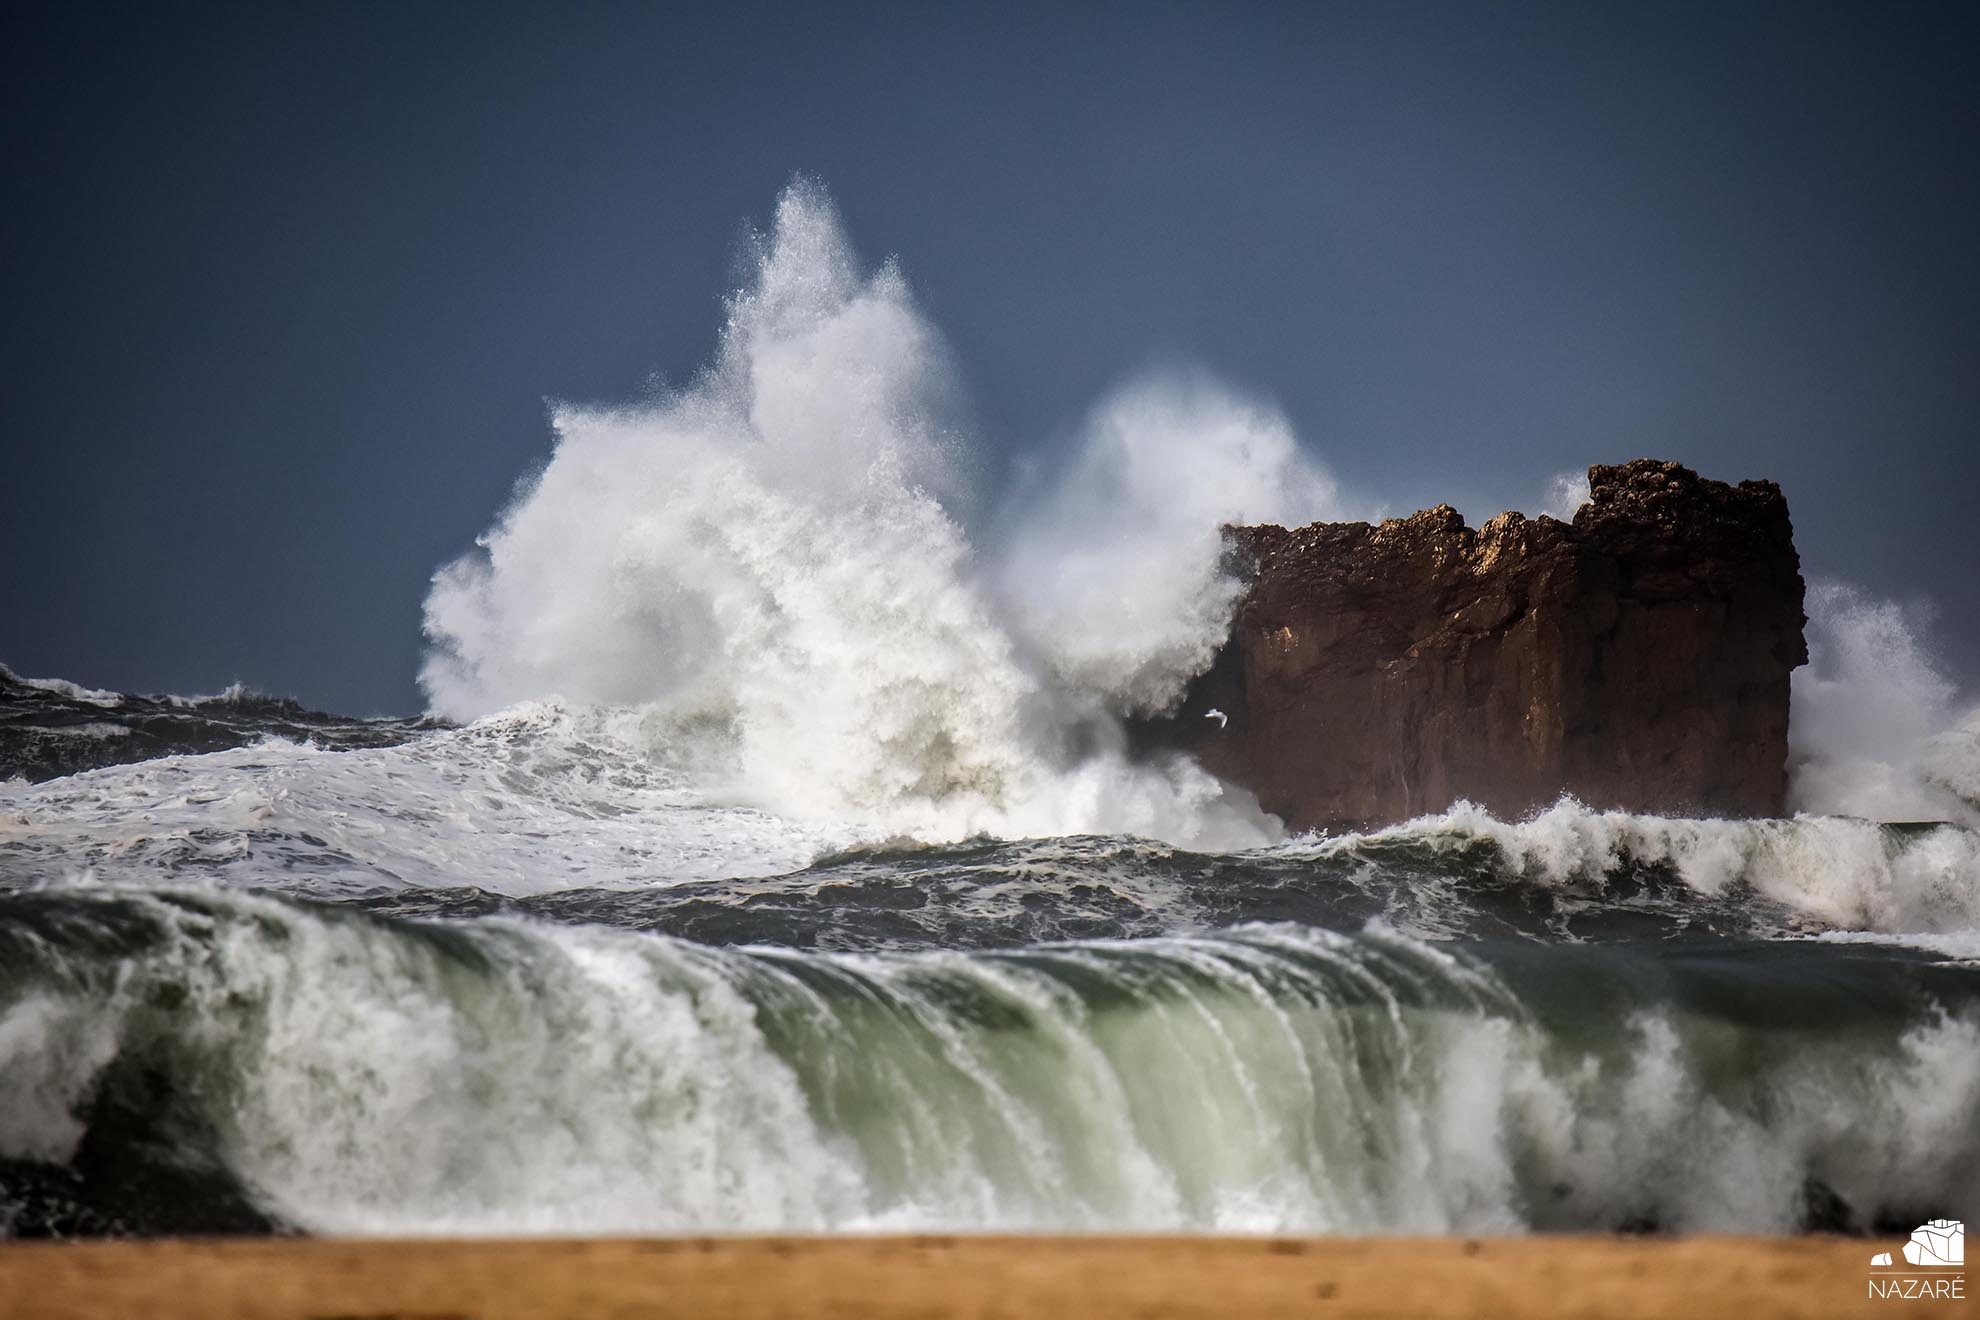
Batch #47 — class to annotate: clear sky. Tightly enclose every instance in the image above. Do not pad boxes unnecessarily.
[5,1,1976,714]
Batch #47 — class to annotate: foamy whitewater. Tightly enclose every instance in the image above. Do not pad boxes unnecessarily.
[2,183,1977,1239]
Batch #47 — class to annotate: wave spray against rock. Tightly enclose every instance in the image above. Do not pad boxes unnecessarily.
[420,181,1340,846]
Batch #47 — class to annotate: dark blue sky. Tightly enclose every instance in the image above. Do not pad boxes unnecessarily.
[5,1,1977,714]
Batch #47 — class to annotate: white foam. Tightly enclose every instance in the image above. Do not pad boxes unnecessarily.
[1280,798,1980,935]
[0,994,122,1163]
[417,181,1280,850]
[1790,581,1980,826]
[992,372,1347,715]
[0,705,846,896]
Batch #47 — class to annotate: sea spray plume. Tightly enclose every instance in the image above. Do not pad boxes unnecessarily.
[1540,469,1591,520]
[1789,581,1980,825]
[1926,710,1980,817]
[422,182,1028,822]
[420,181,1274,845]
[992,374,1346,715]
[716,178,975,513]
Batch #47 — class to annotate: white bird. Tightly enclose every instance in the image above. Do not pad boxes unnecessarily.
[1204,708,1228,729]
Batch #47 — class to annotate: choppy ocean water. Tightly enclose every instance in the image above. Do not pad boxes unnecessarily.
[4,665,1977,1239]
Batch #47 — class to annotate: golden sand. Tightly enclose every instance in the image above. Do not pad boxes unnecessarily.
[2,1233,1964,1319]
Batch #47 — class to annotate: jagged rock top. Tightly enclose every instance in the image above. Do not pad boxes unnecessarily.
[1228,459,1804,651]
[1240,458,1792,553]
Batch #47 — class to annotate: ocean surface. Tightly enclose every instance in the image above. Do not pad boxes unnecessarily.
[4,663,1978,1240]
[5,183,1977,1239]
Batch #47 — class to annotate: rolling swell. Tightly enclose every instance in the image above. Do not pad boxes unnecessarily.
[2,886,1974,1238]
[347,832,1799,950]
[349,813,1979,951]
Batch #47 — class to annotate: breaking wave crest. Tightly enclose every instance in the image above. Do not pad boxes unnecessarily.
[3,887,1974,1237]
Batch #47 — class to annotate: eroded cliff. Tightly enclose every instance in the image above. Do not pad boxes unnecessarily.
[1139,459,1808,831]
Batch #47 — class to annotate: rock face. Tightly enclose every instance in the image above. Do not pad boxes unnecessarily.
[1137,460,1808,832]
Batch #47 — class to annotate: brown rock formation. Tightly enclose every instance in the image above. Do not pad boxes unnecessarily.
[1139,459,1808,832]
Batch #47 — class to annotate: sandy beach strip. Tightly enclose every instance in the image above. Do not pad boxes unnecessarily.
[1,1233,1963,1319]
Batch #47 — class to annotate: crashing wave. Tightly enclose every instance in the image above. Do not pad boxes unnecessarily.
[1,887,1973,1237]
